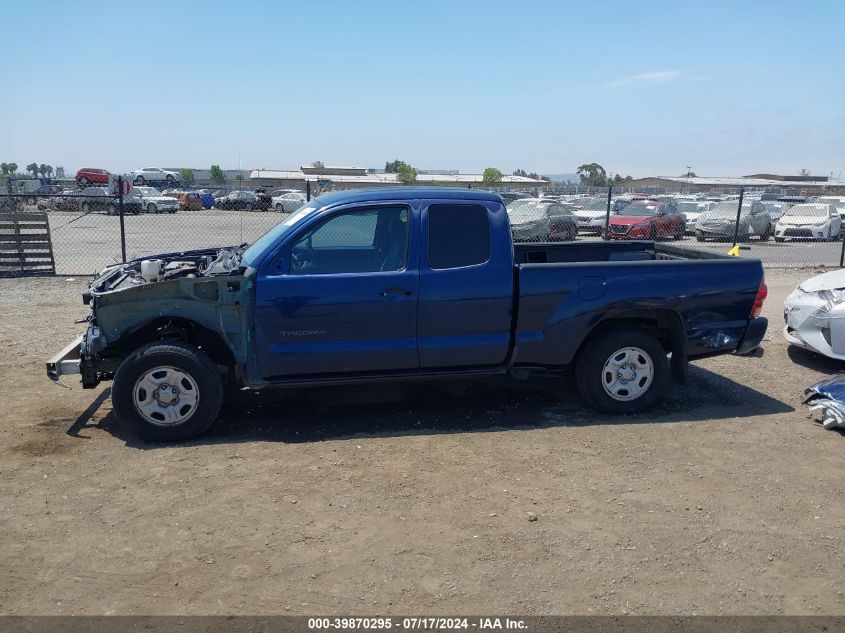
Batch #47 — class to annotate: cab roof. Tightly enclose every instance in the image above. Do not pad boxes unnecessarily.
[312,187,502,208]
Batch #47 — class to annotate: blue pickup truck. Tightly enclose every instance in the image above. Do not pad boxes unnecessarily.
[47,188,768,441]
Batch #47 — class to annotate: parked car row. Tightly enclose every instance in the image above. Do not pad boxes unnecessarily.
[503,191,845,243]
[75,167,181,188]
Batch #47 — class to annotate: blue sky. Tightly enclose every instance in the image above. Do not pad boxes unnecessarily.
[1,0,843,178]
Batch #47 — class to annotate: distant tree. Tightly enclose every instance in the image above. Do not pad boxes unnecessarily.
[0,163,7,176]
[210,164,226,184]
[396,163,417,184]
[385,159,411,174]
[45,165,53,177]
[512,168,528,177]
[682,169,696,178]
[234,174,245,181]
[482,167,503,184]
[311,160,325,169]
[38,164,49,177]
[576,163,607,187]
[8,163,17,175]
[25,163,38,178]
[625,175,633,182]
[180,168,195,185]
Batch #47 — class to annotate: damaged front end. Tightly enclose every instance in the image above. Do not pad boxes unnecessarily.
[46,246,252,389]
[784,270,845,361]
[804,376,845,429]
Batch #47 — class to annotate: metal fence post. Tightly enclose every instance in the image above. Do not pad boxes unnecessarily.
[118,176,127,263]
[839,235,845,267]
[603,184,613,240]
[732,186,745,248]
[306,180,311,202]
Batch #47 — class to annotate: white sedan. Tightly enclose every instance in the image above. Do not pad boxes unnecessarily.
[131,167,179,185]
[271,191,306,212]
[775,203,841,242]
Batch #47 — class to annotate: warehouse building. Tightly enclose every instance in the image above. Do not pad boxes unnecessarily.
[616,175,845,194]
[248,165,549,191]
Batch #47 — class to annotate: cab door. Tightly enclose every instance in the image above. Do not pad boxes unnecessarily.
[253,203,420,379]
[417,199,514,368]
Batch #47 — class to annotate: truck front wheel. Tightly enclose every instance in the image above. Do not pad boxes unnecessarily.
[575,326,669,414]
[112,342,223,442]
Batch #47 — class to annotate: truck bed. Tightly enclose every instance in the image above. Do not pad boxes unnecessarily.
[511,240,765,368]
[513,240,729,264]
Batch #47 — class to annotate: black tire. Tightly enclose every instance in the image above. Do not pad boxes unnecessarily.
[147,203,157,214]
[575,325,669,415]
[81,202,90,213]
[112,341,223,442]
[79,177,89,187]
[275,203,283,212]
[106,203,116,216]
[775,237,785,243]
[649,226,658,241]
[135,176,146,185]
[696,233,705,242]
[166,174,175,182]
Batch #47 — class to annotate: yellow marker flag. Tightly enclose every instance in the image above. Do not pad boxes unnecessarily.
[727,244,740,257]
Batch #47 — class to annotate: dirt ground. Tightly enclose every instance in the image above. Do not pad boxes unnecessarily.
[0,269,843,616]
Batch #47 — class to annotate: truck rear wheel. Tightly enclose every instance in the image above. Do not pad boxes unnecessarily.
[112,342,223,442]
[575,326,669,414]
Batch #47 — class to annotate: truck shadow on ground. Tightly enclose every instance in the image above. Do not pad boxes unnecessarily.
[91,363,794,448]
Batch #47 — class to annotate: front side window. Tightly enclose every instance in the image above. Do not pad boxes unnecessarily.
[290,206,409,275]
[428,204,490,269]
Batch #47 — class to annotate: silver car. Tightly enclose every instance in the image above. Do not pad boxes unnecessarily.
[507,200,551,241]
[695,201,773,242]
[133,186,181,214]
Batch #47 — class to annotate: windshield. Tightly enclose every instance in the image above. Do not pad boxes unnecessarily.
[240,205,319,267]
[618,202,658,217]
[783,205,828,219]
[507,201,547,222]
[580,198,607,211]
[703,202,744,218]
[678,201,703,213]
[135,187,157,196]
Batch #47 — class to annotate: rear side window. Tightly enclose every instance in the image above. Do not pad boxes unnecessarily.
[428,204,490,269]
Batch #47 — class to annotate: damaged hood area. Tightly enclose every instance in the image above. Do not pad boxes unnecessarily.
[798,268,845,293]
[89,246,247,295]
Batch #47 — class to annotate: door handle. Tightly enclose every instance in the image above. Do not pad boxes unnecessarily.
[380,289,413,298]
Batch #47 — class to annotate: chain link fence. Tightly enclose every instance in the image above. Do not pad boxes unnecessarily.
[3,181,845,276]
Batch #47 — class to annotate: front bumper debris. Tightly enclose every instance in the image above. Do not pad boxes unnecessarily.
[804,376,845,429]
[46,336,83,382]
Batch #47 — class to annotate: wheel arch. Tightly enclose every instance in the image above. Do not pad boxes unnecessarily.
[574,309,687,384]
[109,316,237,378]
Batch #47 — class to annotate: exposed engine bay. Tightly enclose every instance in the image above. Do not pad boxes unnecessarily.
[89,246,246,295]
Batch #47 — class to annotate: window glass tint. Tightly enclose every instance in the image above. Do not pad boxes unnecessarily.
[311,211,378,247]
[290,207,409,275]
[428,204,490,269]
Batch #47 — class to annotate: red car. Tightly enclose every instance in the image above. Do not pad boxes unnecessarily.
[76,167,110,187]
[608,199,686,240]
